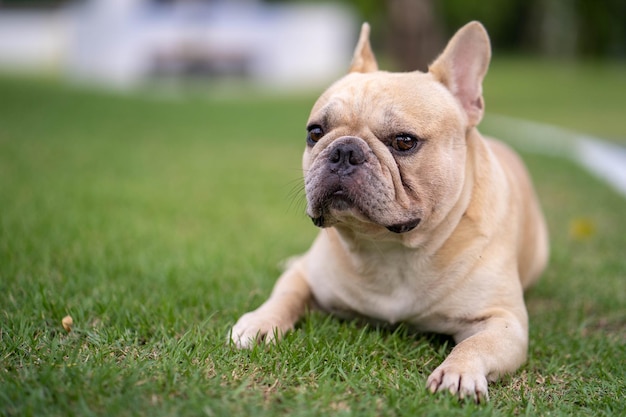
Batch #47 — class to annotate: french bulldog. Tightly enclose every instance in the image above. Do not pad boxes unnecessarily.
[230,21,549,402]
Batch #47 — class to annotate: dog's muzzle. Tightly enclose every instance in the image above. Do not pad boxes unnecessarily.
[306,136,421,234]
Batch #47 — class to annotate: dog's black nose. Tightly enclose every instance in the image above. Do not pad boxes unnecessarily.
[329,142,366,175]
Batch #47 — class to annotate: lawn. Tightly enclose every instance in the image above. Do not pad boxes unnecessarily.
[484,57,626,141]
[1,61,625,416]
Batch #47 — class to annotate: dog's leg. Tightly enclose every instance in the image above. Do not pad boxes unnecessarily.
[426,308,528,402]
[230,258,311,348]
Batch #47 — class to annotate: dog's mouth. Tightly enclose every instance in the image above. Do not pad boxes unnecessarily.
[306,148,421,234]
[310,190,354,227]
[309,187,356,226]
[327,189,354,210]
[385,218,421,233]
[311,213,421,234]
[310,189,421,234]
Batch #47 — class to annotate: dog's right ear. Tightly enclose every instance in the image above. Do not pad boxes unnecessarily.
[349,23,378,73]
[429,21,491,127]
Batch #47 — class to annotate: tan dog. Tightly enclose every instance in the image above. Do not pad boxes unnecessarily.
[230,21,548,402]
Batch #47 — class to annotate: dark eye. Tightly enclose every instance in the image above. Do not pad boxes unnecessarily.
[391,134,420,152]
[306,125,324,146]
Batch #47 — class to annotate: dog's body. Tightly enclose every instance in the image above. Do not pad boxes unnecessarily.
[231,22,548,402]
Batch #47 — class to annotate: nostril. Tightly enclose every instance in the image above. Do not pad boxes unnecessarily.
[348,150,365,165]
[329,143,366,168]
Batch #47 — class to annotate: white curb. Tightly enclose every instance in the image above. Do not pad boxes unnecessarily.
[483,114,626,198]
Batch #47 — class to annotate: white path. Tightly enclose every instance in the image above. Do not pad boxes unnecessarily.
[483,115,626,198]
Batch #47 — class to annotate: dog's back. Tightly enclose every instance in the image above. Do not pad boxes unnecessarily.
[487,138,549,288]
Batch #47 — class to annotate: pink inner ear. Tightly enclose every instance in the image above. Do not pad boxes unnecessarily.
[448,48,488,126]
[473,97,483,111]
[429,22,490,127]
[453,54,481,101]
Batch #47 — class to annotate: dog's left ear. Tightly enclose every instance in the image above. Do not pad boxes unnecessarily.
[349,23,378,73]
[429,21,491,127]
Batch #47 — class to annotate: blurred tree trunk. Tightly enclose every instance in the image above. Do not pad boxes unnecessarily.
[386,0,444,72]
[527,0,578,58]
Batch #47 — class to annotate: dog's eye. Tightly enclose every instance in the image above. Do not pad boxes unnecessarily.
[306,125,324,146]
[392,134,419,152]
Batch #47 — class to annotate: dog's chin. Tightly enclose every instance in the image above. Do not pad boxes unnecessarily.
[309,194,421,234]
[310,193,355,228]
[327,192,354,211]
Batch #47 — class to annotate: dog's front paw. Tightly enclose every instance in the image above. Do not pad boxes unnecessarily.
[426,361,489,403]
[229,310,292,349]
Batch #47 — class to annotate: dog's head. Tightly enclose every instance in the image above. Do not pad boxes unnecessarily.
[303,22,491,243]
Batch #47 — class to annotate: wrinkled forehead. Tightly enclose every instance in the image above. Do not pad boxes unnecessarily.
[309,71,461,131]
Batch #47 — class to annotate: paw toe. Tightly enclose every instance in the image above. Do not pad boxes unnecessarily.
[229,312,290,349]
[427,366,489,403]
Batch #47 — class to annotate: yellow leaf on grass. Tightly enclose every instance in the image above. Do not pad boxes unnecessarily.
[569,217,596,240]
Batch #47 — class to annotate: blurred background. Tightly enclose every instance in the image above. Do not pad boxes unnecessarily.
[0,0,624,90]
[2,5,626,415]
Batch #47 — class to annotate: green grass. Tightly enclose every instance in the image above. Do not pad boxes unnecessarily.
[484,57,626,141]
[1,66,625,416]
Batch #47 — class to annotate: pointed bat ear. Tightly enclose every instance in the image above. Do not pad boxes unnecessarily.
[429,21,491,127]
[349,23,379,73]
